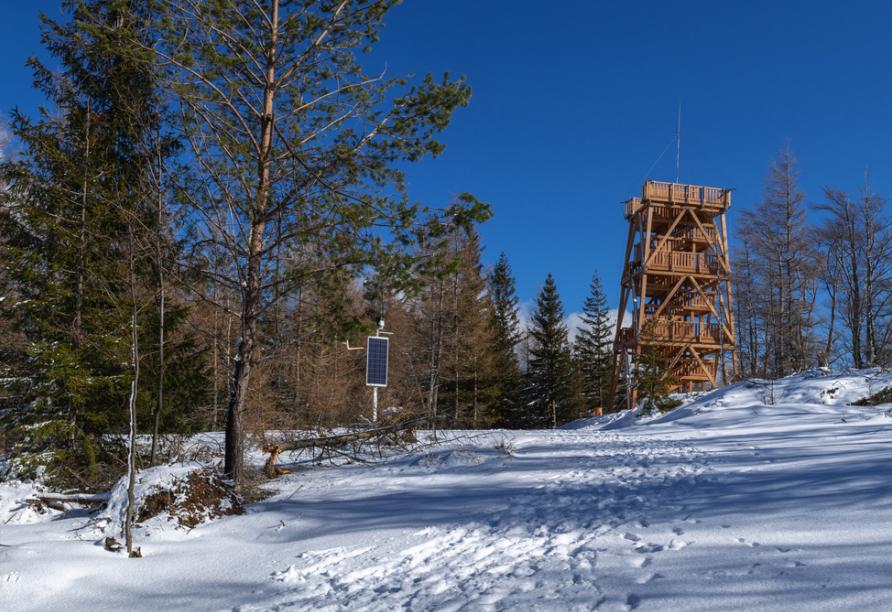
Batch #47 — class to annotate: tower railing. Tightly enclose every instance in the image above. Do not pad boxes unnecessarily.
[643,181,730,208]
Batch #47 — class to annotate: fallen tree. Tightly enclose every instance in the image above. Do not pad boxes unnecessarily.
[26,492,110,512]
[264,417,433,475]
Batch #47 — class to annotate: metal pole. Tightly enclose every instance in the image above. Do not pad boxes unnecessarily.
[675,103,682,183]
[372,386,379,423]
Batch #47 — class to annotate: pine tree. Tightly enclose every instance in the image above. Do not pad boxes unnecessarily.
[148,0,488,484]
[525,274,584,427]
[574,272,613,411]
[488,252,524,426]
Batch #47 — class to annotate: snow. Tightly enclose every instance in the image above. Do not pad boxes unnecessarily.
[2,370,892,610]
[101,462,210,539]
[0,479,59,525]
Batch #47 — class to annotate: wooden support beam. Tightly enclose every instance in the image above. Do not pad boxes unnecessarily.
[608,218,638,409]
[638,206,654,332]
[613,222,636,342]
[645,209,686,269]
[689,346,716,387]
[720,213,738,379]
[653,275,688,319]
[687,209,730,274]
[689,276,734,342]
[661,344,690,381]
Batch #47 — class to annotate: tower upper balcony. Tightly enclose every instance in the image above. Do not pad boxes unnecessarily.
[625,180,731,219]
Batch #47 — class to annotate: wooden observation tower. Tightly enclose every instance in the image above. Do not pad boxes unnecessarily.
[609,180,737,408]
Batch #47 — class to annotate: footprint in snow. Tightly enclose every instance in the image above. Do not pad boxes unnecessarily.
[625,593,642,610]
[735,537,760,547]
[634,542,664,554]
[672,527,685,535]
[635,572,663,585]
[623,532,641,542]
[271,565,302,584]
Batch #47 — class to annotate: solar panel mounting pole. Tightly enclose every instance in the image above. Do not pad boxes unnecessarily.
[365,317,390,424]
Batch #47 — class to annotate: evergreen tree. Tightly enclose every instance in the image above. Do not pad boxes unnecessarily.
[635,325,671,409]
[440,229,499,428]
[0,0,153,477]
[574,272,613,411]
[525,274,584,427]
[0,1,205,485]
[488,252,524,426]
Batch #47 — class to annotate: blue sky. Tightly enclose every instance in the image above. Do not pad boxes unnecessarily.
[4,1,892,321]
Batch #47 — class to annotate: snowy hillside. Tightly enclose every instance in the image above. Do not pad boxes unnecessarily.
[2,370,892,611]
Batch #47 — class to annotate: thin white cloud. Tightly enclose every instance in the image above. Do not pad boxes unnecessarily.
[565,308,630,342]
[519,299,630,343]
[565,311,584,341]
[518,299,534,333]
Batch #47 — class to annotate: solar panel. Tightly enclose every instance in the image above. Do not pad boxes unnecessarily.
[366,336,389,387]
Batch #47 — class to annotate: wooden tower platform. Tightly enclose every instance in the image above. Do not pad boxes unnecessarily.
[609,180,737,408]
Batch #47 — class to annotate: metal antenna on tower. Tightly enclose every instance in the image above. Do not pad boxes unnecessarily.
[675,103,682,183]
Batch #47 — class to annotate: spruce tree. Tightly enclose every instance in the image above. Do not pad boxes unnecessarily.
[0,1,205,484]
[635,326,671,409]
[488,252,524,426]
[525,274,584,427]
[0,0,154,478]
[574,272,614,411]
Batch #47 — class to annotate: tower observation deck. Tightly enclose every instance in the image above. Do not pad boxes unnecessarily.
[608,180,737,408]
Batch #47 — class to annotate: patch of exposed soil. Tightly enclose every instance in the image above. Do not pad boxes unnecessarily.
[137,469,244,528]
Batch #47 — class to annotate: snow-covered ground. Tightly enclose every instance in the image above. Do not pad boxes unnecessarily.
[2,369,892,611]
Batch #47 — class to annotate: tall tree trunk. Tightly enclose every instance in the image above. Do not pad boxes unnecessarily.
[821,249,839,368]
[224,0,278,485]
[71,100,91,449]
[150,143,165,466]
[472,372,479,428]
[124,224,140,558]
[426,279,445,430]
[452,268,460,423]
[863,185,878,366]
[211,252,219,430]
